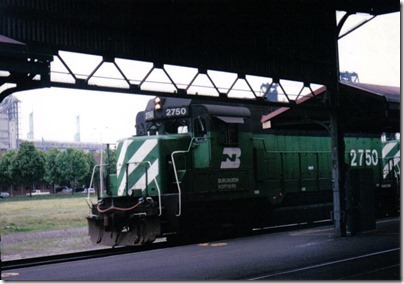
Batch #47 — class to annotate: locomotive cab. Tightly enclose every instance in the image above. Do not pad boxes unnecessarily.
[135,97,255,205]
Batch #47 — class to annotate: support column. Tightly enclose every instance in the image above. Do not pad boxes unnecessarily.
[329,85,347,237]
[328,8,348,237]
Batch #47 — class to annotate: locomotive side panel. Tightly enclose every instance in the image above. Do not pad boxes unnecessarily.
[252,133,332,207]
[345,135,381,181]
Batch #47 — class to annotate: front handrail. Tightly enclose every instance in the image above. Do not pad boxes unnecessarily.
[85,163,108,211]
[171,138,195,217]
[125,161,162,216]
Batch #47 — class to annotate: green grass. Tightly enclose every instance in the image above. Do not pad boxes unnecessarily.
[0,195,98,235]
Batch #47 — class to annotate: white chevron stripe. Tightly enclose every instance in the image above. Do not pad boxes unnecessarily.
[118,139,158,196]
[393,150,401,168]
[130,159,159,192]
[126,139,158,174]
[382,142,397,159]
[116,139,133,177]
[383,150,401,179]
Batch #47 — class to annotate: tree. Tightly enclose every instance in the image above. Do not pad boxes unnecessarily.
[0,150,17,194]
[55,147,90,191]
[13,141,46,195]
[101,147,116,194]
[44,148,62,193]
[104,147,117,175]
[81,152,96,188]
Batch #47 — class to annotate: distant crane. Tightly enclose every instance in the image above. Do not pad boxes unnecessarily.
[339,71,359,83]
[259,71,359,102]
[260,82,280,101]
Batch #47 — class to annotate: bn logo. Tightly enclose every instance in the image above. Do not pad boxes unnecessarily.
[220,147,241,169]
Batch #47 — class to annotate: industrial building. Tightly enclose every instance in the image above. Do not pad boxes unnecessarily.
[0,95,20,151]
[0,95,103,153]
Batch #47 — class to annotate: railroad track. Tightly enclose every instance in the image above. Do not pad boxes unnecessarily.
[3,220,334,270]
[8,217,395,271]
[2,240,170,270]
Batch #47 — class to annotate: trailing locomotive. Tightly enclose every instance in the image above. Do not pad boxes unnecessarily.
[87,97,400,246]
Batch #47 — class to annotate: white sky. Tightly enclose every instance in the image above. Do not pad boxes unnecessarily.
[337,12,400,87]
[12,11,400,144]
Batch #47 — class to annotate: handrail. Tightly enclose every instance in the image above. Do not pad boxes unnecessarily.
[85,163,108,211]
[125,161,162,216]
[171,138,195,217]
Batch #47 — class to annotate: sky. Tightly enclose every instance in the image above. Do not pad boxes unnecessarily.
[10,11,401,144]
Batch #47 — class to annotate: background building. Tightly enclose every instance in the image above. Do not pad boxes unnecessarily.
[0,95,106,153]
[0,95,20,151]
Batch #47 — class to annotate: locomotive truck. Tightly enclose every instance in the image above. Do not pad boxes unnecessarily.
[87,96,400,246]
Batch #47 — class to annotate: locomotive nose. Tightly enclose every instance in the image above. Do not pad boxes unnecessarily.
[115,138,160,197]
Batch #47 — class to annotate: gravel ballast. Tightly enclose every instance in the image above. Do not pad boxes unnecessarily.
[1,227,109,261]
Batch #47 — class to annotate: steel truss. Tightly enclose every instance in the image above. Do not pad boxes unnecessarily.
[0,46,324,109]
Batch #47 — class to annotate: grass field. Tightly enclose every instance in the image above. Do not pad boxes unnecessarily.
[0,195,98,235]
[1,195,105,261]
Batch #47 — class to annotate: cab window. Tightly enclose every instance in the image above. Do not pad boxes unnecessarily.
[164,119,189,134]
[219,122,238,145]
[194,117,207,138]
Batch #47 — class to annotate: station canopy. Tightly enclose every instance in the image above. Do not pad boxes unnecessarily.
[0,0,399,87]
[261,82,400,134]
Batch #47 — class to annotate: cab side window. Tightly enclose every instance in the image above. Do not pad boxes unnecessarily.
[219,122,238,145]
[194,117,207,138]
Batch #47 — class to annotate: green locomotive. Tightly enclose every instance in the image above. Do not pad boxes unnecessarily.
[87,97,400,246]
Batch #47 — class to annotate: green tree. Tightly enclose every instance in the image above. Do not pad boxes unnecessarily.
[13,141,46,196]
[55,147,89,191]
[81,152,96,188]
[100,147,117,194]
[0,150,17,194]
[44,148,62,193]
[104,147,117,175]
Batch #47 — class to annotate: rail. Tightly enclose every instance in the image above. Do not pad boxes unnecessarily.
[171,138,195,217]
[3,240,169,270]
